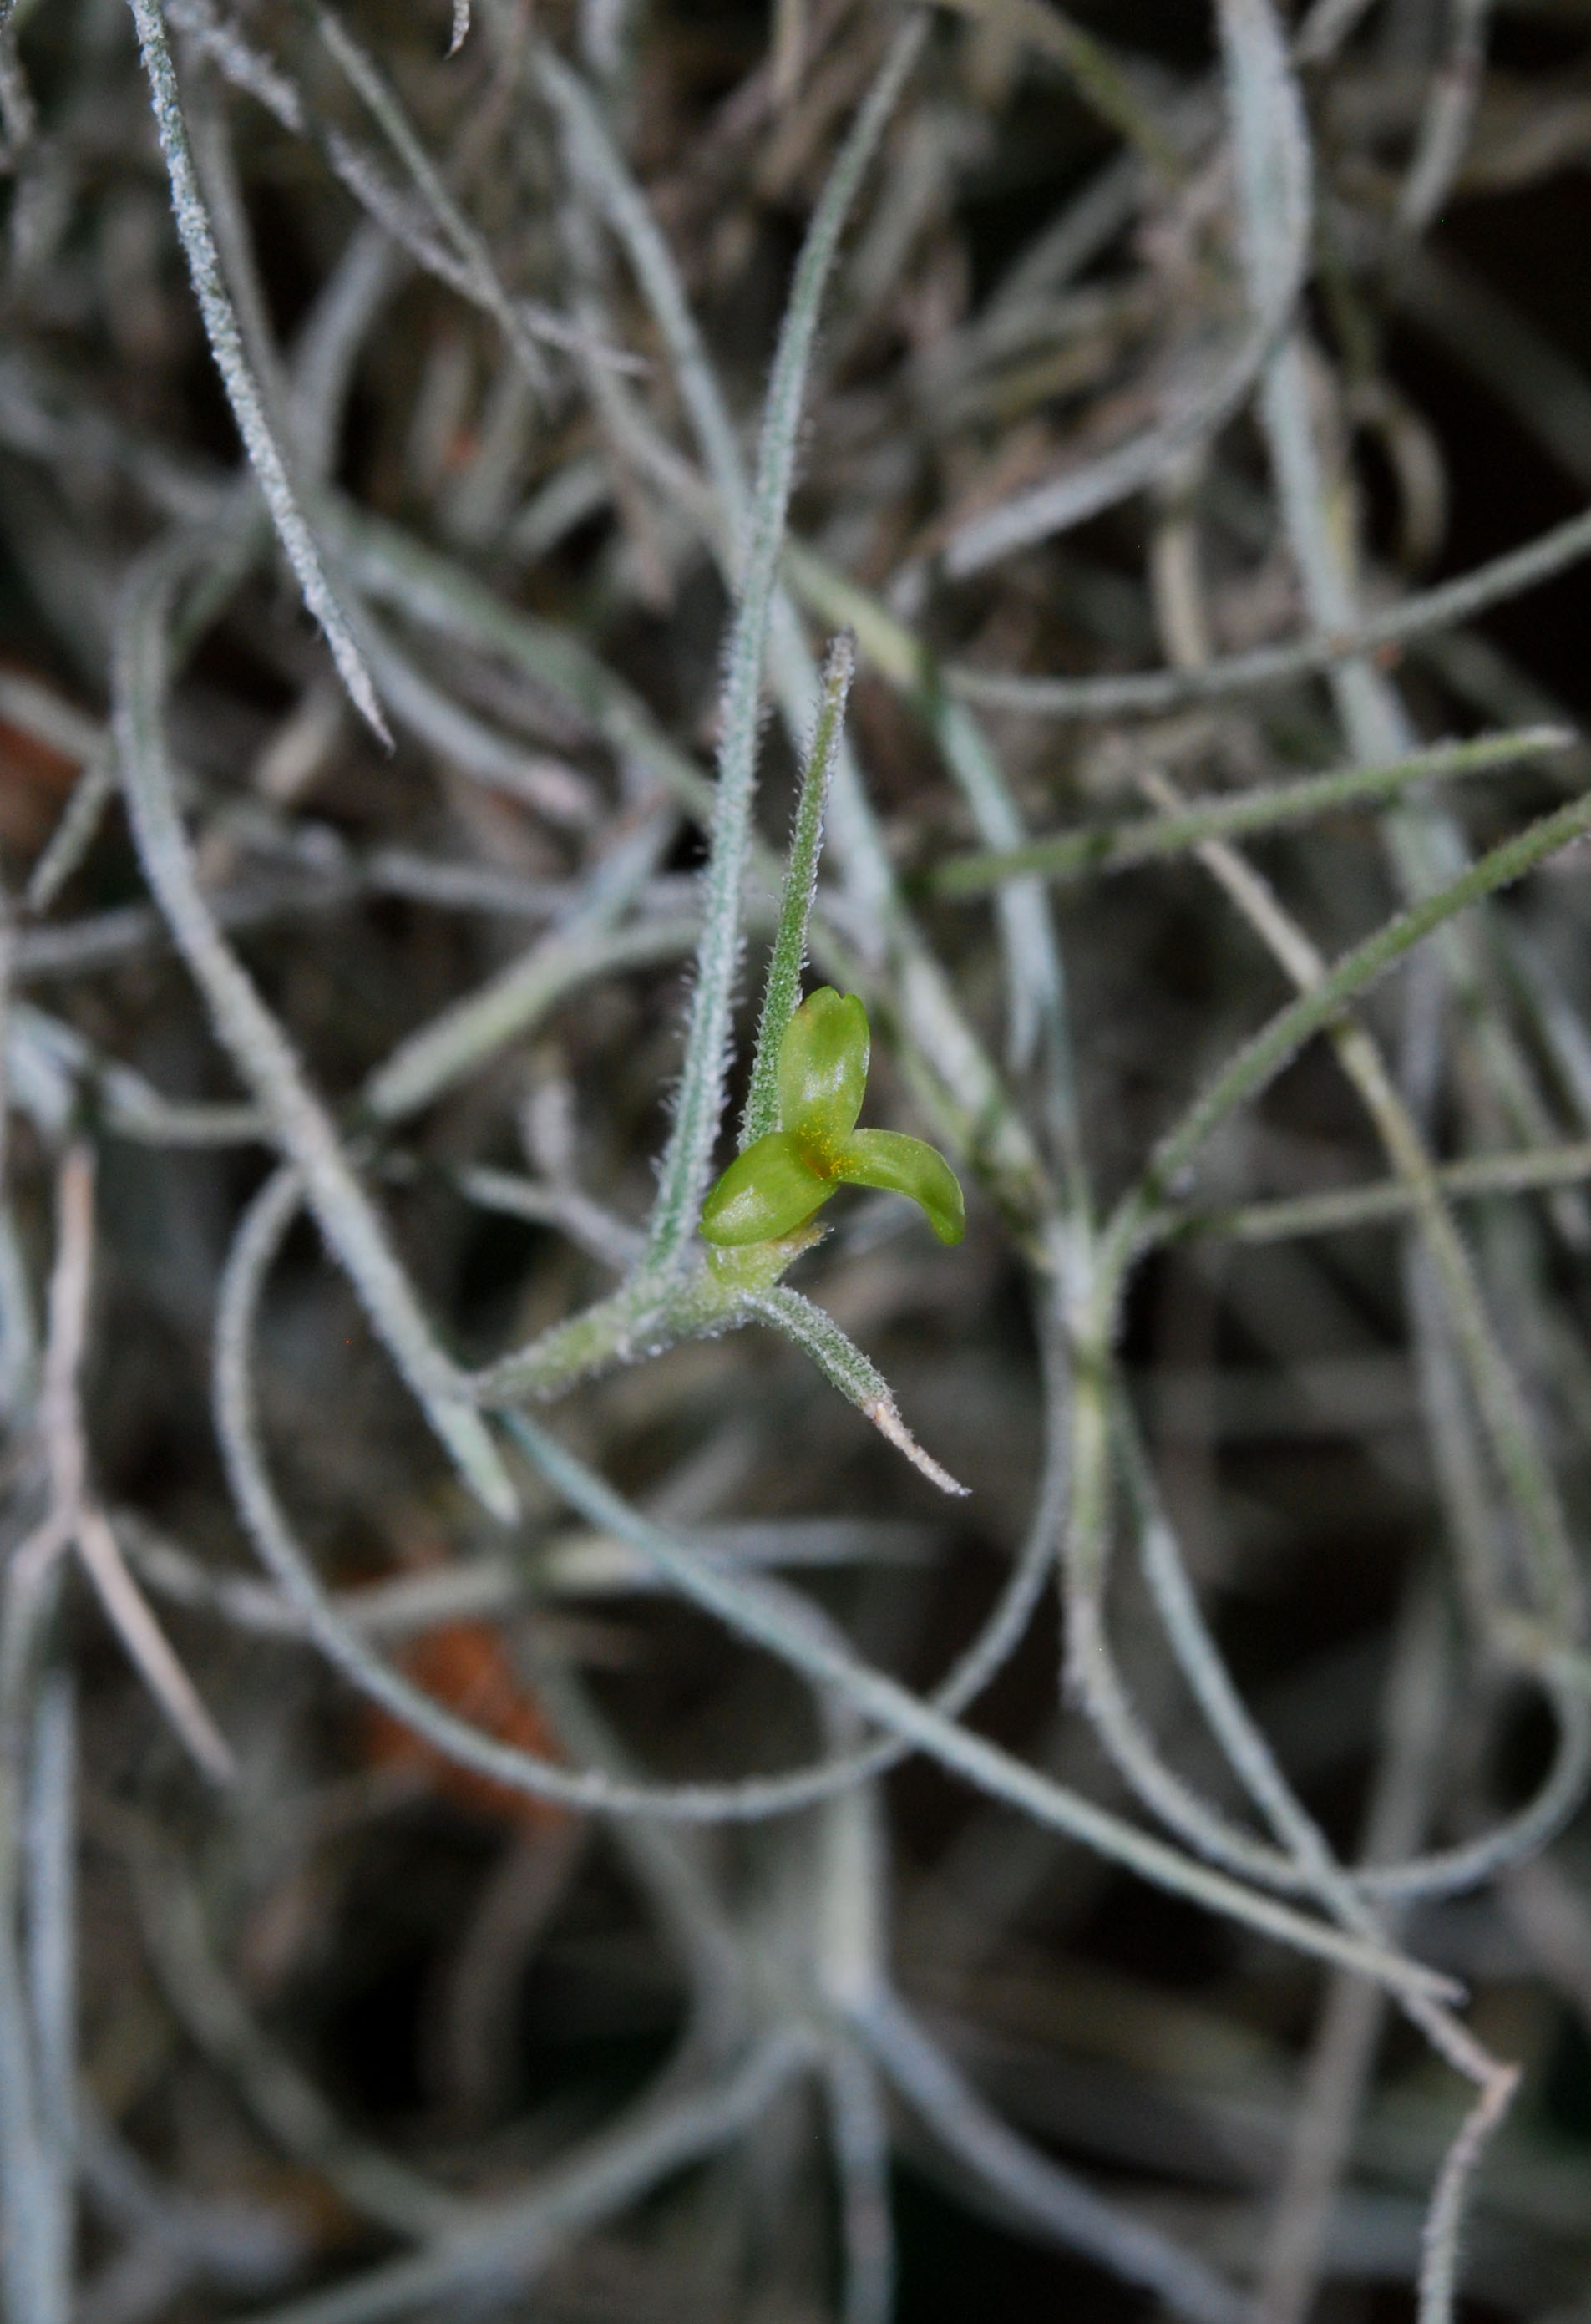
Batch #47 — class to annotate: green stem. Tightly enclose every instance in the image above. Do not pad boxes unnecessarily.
[742,635,854,1149]
[1168,1136,1591,1246]
[1100,777,1591,1291]
[929,727,1571,896]
[644,20,925,1275]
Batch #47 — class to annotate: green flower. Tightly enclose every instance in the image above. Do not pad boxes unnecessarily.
[702,988,965,1248]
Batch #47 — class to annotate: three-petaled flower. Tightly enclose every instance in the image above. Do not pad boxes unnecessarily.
[702,987,965,1248]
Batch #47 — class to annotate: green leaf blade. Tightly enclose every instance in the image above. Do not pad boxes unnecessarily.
[701,1132,831,1246]
[778,988,869,1152]
[837,1129,966,1246]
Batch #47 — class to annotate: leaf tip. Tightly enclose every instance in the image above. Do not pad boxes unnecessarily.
[327,631,393,750]
[863,1392,970,1497]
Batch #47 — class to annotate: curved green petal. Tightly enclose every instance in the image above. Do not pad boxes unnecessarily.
[777,988,869,1151]
[701,1131,832,1246]
[834,1129,966,1245]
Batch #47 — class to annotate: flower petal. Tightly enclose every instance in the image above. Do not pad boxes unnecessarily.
[701,1131,832,1246]
[834,1129,965,1245]
[777,987,869,1149]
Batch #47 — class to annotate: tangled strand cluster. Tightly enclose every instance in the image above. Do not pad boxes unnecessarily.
[2,0,1591,2319]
